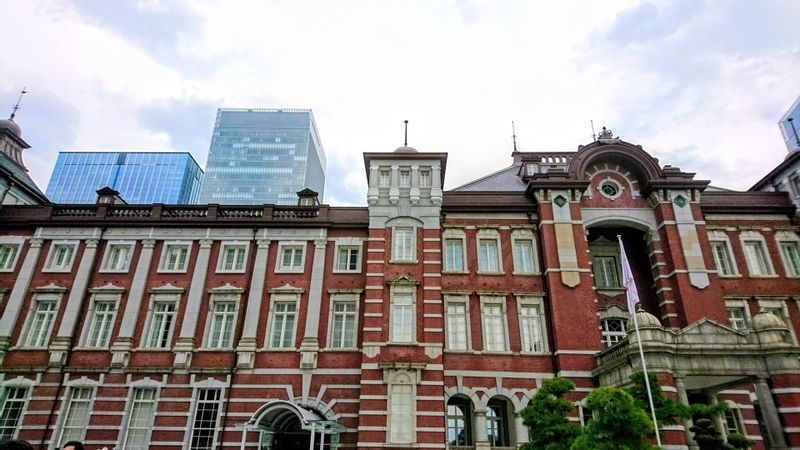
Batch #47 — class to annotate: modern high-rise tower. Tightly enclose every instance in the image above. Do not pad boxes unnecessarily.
[779,95,800,151]
[198,108,326,205]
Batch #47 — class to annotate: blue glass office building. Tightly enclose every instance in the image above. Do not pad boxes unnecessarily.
[46,152,204,204]
[779,96,800,151]
[198,108,326,205]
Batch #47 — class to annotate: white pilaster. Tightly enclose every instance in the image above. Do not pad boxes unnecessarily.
[300,235,328,369]
[174,238,213,369]
[111,239,155,367]
[236,239,270,369]
[0,237,43,352]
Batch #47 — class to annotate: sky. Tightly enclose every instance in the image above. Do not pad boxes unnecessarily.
[1,0,799,206]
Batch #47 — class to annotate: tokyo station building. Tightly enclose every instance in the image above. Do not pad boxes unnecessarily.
[1,130,800,450]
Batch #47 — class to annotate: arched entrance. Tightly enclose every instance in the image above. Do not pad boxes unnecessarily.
[240,400,343,450]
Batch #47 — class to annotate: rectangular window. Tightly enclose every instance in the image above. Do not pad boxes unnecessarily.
[85,301,117,348]
[478,239,500,272]
[711,241,735,276]
[601,318,628,348]
[419,170,431,188]
[145,301,177,348]
[393,228,414,261]
[270,302,297,348]
[103,243,132,272]
[391,293,414,343]
[743,241,772,276]
[59,387,93,445]
[445,302,468,350]
[336,246,360,272]
[390,384,413,443]
[379,170,391,187]
[482,303,506,351]
[160,243,190,272]
[0,244,19,271]
[444,239,464,272]
[593,256,620,288]
[47,243,76,271]
[219,244,247,272]
[330,300,357,348]
[207,302,236,349]
[780,242,800,277]
[278,245,305,272]
[189,389,221,450]
[519,303,544,352]
[512,239,535,273]
[122,388,157,450]
[22,298,57,347]
[0,387,28,442]
[727,307,748,331]
[399,170,411,187]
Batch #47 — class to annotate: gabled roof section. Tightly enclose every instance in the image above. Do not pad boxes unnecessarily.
[0,152,49,204]
[450,164,527,192]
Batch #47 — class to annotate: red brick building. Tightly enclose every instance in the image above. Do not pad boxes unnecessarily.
[0,133,799,450]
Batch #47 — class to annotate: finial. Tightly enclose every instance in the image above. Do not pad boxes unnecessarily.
[9,87,27,120]
[404,120,408,147]
[590,120,596,141]
[512,121,518,152]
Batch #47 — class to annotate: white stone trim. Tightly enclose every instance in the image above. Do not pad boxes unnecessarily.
[42,240,80,273]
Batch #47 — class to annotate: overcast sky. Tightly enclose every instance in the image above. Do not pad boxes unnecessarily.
[2,0,799,205]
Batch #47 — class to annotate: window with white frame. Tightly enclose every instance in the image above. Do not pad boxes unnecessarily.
[58,386,93,445]
[391,291,415,343]
[592,256,621,288]
[708,231,737,276]
[217,242,248,273]
[21,292,61,348]
[122,387,157,449]
[512,234,536,274]
[269,297,298,348]
[727,306,748,331]
[600,318,628,348]
[101,242,134,272]
[329,295,358,349]
[277,243,305,272]
[336,246,361,272]
[723,404,743,436]
[481,299,507,352]
[83,293,120,348]
[159,242,191,273]
[143,292,180,348]
[189,388,221,450]
[443,229,466,272]
[477,232,502,273]
[0,243,20,272]
[45,241,78,272]
[0,386,28,441]
[399,169,411,187]
[777,233,800,277]
[741,233,774,276]
[445,297,469,350]
[379,169,391,187]
[419,170,431,188]
[388,374,414,444]
[206,292,240,349]
[518,299,545,352]
[393,227,415,262]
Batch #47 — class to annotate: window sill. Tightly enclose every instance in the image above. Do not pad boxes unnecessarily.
[135,347,174,352]
[512,271,541,276]
[596,288,625,296]
[332,269,362,274]
[73,346,111,351]
[718,274,742,278]
[748,274,779,278]
[156,269,189,274]
[443,349,472,353]
[258,347,298,352]
[216,270,246,274]
[197,347,234,352]
[99,269,131,274]
[475,350,512,355]
[42,268,73,273]
[442,270,469,275]
[275,269,305,274]
[386,342,419,346]
[322,347,360,352]
[389,260,418,264]
[9,346,48,351]
[476,271,506,276]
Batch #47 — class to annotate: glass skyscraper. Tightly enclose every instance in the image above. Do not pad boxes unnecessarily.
[46,152,204,204]
[779,95,800,151]
[198,108,326,205]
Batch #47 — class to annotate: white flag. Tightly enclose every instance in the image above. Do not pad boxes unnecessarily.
[618,235,639,315]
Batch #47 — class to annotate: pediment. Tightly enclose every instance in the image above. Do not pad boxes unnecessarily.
[679,318,741,336]
[89,283,125,293]
[209,283,244,293]
[387,274,419,286]
[149,283,185,294]
[269,283,304,294]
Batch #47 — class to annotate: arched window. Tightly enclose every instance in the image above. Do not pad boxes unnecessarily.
[601,318,628,348]
[486,398,511,447]
[447,397,472,446]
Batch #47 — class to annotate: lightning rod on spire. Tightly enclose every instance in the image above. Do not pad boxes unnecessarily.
[512,121,518,152]
[9,87,27,120]
[404,120,408,147]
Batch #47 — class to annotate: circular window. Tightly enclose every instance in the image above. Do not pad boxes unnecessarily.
[601,182,618,197]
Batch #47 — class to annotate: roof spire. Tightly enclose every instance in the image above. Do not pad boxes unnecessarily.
[512,120,518,152]
[404,120,408,147]
[9,87,27,120]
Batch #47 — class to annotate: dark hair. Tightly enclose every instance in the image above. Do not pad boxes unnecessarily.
[62,441,85,450]
[0,440,34,450]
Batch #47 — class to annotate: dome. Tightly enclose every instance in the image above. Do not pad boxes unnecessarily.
[752,310,788,331]
[0,119,21,137]
[393,146,418,153]
[628,309,662,329]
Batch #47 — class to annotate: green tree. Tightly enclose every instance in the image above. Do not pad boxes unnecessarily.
[627,371,690,428]
[520,377,579,450]
[570,387,659,450]
[688,403,739,450]
[726,433,755,449]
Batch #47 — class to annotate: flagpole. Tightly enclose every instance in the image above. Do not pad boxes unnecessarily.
[618,235,662,447]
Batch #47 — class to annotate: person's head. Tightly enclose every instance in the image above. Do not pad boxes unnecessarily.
[62,441,85,450]
[0,440,34,450]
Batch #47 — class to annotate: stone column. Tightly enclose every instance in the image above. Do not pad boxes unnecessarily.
[236,239,270,369]
[754,378,788,449]
[0,237,43,354]
[367,164,380,204]
[49,237,101,367]
[431,165,443,204]
[473,410,490,450]
[389,165,400,204]
[675,377,697,450]
[708,394,727,442]
[300,237,328,369]
[110,239,155,367]
[409,165,420,204]
[174,239,213,369]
